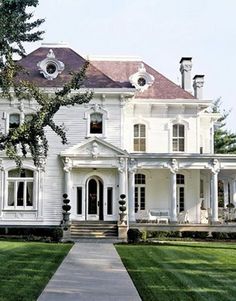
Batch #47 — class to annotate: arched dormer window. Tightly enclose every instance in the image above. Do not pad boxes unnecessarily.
[134,124,146,152]
[173,124,185,152]
[7,169,34,208]
[90,113,103,134]
[9,113,20,129]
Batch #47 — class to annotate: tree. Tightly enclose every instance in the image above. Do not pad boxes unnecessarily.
[0,0,92,167]
[213,98,236,154]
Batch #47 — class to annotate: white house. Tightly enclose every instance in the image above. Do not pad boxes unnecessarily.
[0,43,236,231]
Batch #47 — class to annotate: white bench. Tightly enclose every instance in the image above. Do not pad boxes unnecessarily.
[148,209,170,224]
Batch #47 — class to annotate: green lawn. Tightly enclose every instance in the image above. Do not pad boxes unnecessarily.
[116,242,236,301]
[0,241,72,301]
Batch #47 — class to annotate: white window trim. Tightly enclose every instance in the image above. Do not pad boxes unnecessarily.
[5,110,36,134]
[3,166,39,211]
[166,117,189,153]
[84,106,109,138]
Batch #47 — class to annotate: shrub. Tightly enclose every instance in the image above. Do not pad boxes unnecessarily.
[194,232,209,239]
[212,232,229,239]
[141,230,147,241]
[167,231,181,238]
[51,227,63,242]
[227,232,236,239]
[127,228,142,243]
[181,231,196,238]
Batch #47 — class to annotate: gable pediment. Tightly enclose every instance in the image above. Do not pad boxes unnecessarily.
[60,137,128,158]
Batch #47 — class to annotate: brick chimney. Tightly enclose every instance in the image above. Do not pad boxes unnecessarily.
[193,75,204,99]
[179,57,192,93]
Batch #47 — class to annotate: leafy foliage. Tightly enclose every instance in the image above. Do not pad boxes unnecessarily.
[0,0,93,167]
[213,98,236,153]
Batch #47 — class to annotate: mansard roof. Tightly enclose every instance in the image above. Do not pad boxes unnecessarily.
[91,60,195,99]
[16,46,195,99]
[17,47,122,89]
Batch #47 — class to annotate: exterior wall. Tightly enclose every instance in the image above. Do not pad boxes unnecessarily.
[123,101,213,154]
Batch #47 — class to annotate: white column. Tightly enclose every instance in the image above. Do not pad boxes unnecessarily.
[119,170,126,196]
[223,180,229,208]
[170,171,177,223]
[232,179,236,207]
[64,168,71,197]
[128,170,136,222]
[211,171,219,223]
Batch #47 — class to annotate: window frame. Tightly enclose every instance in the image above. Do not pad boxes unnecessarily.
[135,173,146,213]
[133,124,146,152]
[172,124,185,152]
[6,168,36,210]
[84,107,108,138]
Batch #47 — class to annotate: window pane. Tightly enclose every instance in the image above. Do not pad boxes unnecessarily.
[179,138,185,151]
[140,125,146,137]
[140,187,145,210]
[135,187,138,213]
[173,139,178,151]
[26,182,33,206]
[134,139,139,151]
[9,114,20,129]
[77,187,82,214]
[173,124,178,137]
[179,125,185,137]
[179,187,185,212]
[8,182,14,206]
[134,124,139,137]
[177,174,185,184]
[107,187,113,215]
[17,182,24,206]
[90,113,102,134]
[140,139,146,151]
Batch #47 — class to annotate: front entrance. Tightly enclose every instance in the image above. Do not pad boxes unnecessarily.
[86,177,103,220]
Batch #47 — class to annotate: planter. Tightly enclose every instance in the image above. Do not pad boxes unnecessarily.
[62,212,71,222]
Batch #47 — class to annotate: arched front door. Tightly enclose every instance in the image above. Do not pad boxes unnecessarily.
[86,177,103,220]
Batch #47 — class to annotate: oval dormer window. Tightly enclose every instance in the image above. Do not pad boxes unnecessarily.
[46,63,57,75]
[138,77,146,87]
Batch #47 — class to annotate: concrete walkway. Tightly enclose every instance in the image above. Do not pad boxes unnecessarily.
[37,241,141,301]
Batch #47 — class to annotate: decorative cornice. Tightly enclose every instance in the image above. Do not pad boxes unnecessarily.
[129,63,154,92]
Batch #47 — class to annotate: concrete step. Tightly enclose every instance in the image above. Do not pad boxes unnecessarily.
[70,221,118,239]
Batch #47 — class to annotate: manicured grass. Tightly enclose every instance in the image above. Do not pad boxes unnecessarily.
[0,241,72,301]
[116,242,236,301]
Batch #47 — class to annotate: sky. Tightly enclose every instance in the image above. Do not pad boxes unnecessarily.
[25,0,236,131]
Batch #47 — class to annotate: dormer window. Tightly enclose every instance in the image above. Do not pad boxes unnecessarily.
[129,63,154,92]
[37,49,65,80]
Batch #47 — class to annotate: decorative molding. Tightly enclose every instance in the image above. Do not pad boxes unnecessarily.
[209,159,220,174]
[63,157,72,172]
[118,158,126,173]
[37,49,65,80]
[169,159,179,174]
[129,63,154,92]
[90,142,100,158]
[128,158,137,173]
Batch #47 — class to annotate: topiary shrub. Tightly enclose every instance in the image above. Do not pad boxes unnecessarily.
[127,228,142,243]
[212,232,229,239]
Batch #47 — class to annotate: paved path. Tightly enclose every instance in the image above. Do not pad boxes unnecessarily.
[37,241,141,301]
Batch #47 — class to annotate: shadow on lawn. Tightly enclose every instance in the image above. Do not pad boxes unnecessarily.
[155,241,236,251]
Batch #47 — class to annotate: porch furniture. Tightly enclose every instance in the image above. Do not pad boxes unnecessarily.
[178,210,189,224]
[148,209,170,224]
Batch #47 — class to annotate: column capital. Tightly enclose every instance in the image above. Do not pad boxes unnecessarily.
[118,157,126,173]
[128,158,137,174]
[63,157,72,172]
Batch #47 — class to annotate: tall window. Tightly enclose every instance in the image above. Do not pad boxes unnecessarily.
[90,113,103,134]
[176,174,185,212]
[173,124,185,152]
[7,169,34,208]
[134,124,146,151]
[135,174,146,213]
[9,114,20,129]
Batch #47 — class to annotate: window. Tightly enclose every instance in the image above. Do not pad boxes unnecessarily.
[176,174,185,212]
[134,124,146,151]
[90,113,103,134]
[135,174,146,212]
[9,114,20,129]
[77,187,82,215]
[7,169,34,209]
[107,187,113,215]
[173,124,185,152]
